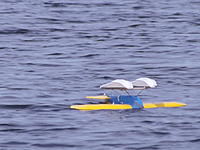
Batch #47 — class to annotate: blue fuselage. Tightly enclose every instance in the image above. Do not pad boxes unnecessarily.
[108,95,144,109]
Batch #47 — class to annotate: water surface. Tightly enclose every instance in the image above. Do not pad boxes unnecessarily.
[0,0,200,149]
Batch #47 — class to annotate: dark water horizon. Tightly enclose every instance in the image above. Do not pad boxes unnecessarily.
[0,0,200,149]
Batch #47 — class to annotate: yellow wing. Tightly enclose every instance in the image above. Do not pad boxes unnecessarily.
[70,102,186,110]
[70,104,132,110]
[144,102,186,108]
[85,95,110,100]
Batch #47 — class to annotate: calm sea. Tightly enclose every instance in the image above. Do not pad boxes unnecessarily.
[0,0,200,149]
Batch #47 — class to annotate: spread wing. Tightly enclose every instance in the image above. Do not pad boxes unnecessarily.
[70,104,132,110]
[71,102,186,110]
[143,102,186,108]
[85,95,110,100]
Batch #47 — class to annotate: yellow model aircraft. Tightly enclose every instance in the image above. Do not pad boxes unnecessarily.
[70,78,186,110]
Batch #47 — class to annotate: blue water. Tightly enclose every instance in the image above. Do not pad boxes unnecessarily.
[0,0,200,149]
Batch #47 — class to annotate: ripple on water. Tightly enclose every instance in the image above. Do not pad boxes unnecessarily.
[0,0,200,150]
